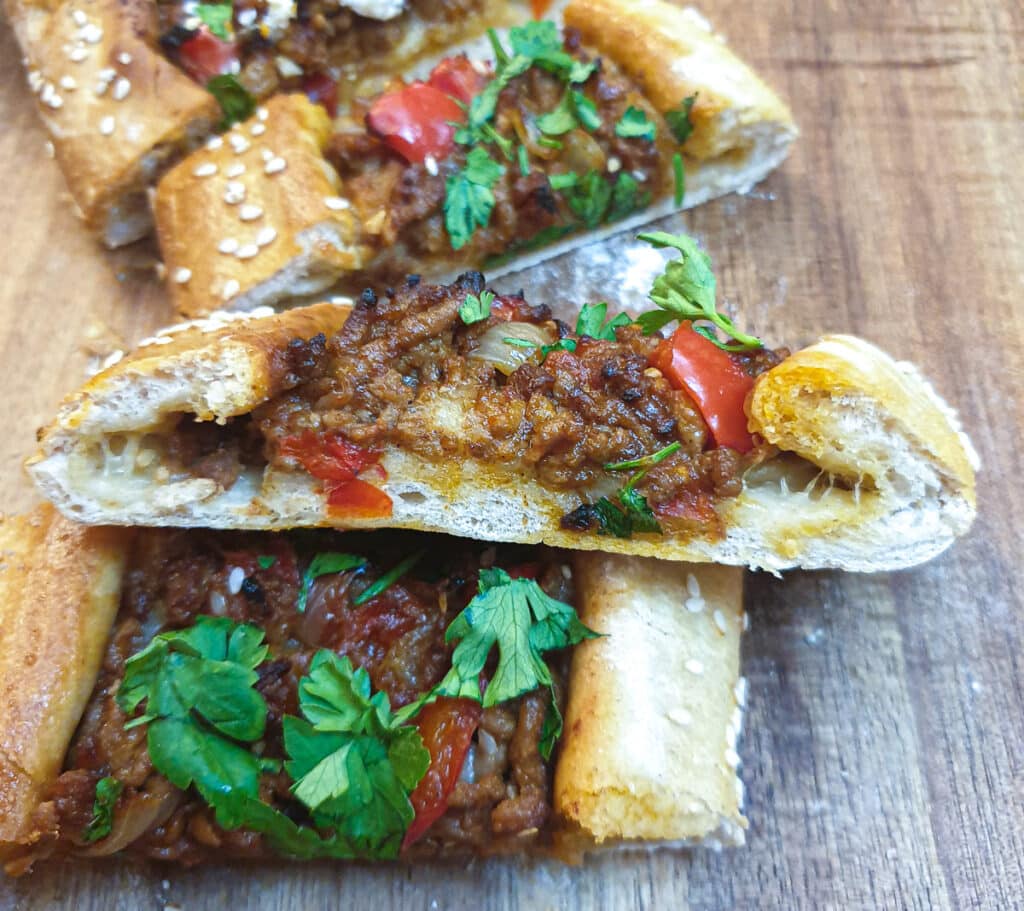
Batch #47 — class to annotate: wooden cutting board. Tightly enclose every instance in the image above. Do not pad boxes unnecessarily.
[1,1,1021,908]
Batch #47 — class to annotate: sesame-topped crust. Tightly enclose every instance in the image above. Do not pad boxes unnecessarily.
[0,506,129,866]
[154,94,372,317]
[6,0,220,246]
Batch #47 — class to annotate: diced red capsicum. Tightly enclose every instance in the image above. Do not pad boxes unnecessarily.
[178,27,239,83]
[649,324,756,453]
[366,56,485,165]
[302,72,339,117]
[402,697,482,849]
[278,431,393,519]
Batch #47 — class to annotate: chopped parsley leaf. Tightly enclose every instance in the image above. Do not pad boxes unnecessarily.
[503,336,578,360]
[575,301,631,340]
[195,2,233,40]
[615,106,657,141]
[257,555,277,570]
[605,441,681,472]
[82,776,123,843]
[206,74,255,130]
[298,552,367,613]
[517,144,530,176]
[459,289,496,325]
[353,550,425,606]
[444,147,504,250]
[665,94,698,145]
[673,151,685,207]
[608,171,650,222]
[548,171,579,190]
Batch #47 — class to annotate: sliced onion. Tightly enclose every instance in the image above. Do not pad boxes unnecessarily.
[469,322,554,376]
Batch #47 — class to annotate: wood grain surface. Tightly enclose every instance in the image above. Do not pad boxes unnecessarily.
[1,1,1022,909]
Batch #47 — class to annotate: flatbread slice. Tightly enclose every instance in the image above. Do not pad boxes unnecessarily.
[153,0,797,315]
[27,274,977,572]
[0,507,746,870]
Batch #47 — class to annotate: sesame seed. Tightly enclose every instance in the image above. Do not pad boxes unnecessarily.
[72,9,87,25]
[59,75,77,90]
[101,349,124,369]
[223,181,246,204]
[256,226,277,246]
[632,170,648,182]
[118,51,133,65]
[251,122,266,136]
[238,8,257,25]
[607,156,622,173]
[228,567,245,594]
[98,67,116,82]
[222,279,241,299]
[192,162,218,178]
[80,23,103,43]
[742,612,750,631]
[206,136,224,150]
[713,609,729,635]
[264,156,286,175]
[69,46,89,62]
[560,564,572,580]
[44,140,54,158]
[27,70,43,91]
[257,106,269,121]
[238,204,263,221]
[236,243,259,259]
[112,77,131,100]
[40,82,54,103]
[225,162,246,178]
[46,93,64,110]
[725,747,741,769]
[218,238,239,254]
[685,658,704,675]
[470,58,489,76]
[734,677,748,707]
[686,573,701,598]
[324,196,350,211]
[173,267,192,284]
[229,134,251,154]
[260,148,274,162]
[424,154,438,176]
[99,115,115,135]
[685,597,705,614]
[184,15,200,29]
[94,80,108,96]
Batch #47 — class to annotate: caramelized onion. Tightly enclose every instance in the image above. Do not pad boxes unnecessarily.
[77,779,181,856]
[469,322,553,376]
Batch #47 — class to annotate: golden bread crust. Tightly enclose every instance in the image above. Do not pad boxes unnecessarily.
[555,555,746,845]
[0,506,128,857]
[155,94,371,317]
[564,0,795,161]
[6,0,219,246]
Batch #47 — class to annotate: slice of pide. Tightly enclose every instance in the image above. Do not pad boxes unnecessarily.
[0,507,128,872]
[6,0,220,247]
[0,514,747,871]
[154,94,372,316]
[153,1,796,316]
[555,554,747,853]
[27,262,977,572]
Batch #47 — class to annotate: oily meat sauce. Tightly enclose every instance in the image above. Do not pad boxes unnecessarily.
[255,275,784,530]
[44,530,569,863]
[328,32,670,265]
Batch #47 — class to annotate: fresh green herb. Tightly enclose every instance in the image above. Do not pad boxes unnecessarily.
[591,474,661,538]
[605,441,681,472]
[503,336,578,361]
[635,231,762,350]
[257,555,277,570]
[120,617,429,860]
[117,616,274,819]
[297,553,367,613]
[536,91,578,136]
[82,776,123,843]
[459,290,496,325]
[444,147,504,250]
[517,144,530,176]
[195,1,233,39]
[566,170,613,228]
[283,651,429,856]
[665,94,697,145]
[206,74,256,130]
[399,568,600,757]
[615,106,657,141]
[608,171,650,222]
[537,136,563,150]
[507,21,594,82]
[487,27,510,67]
[672,151,685,207]
[353,550,425,607]
[548,172,579,190]
[572,90,602,131]
[575,301,631,340]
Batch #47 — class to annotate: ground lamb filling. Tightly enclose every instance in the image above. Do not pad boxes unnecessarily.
[42,529,570,863]
[240,274,785,534]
